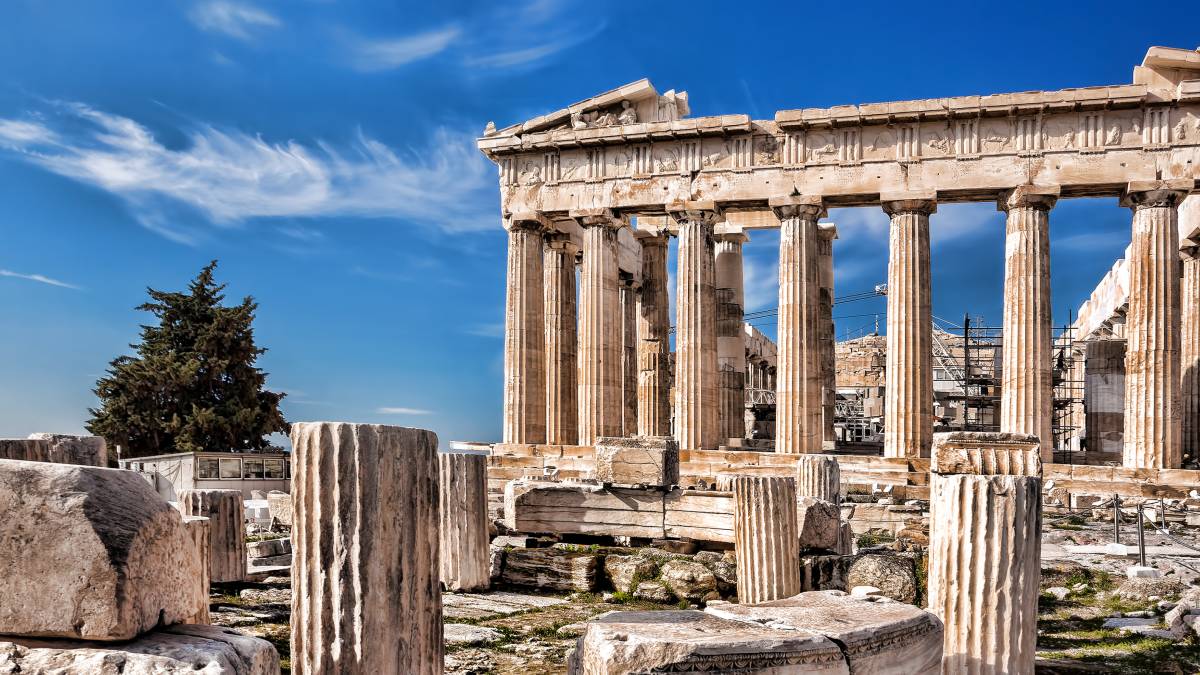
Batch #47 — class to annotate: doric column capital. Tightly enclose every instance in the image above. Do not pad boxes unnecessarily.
[881,192,937,217]
[544,234,581,257]
[999,185,1059,213]
[769,195,825,221]
[569,207,624,229]
[714,231,749,246]
[817,222,839,241]
[506,211,552,232]
[634,230,671,249]
[667,200,722,225]
[1121,180,1195,210]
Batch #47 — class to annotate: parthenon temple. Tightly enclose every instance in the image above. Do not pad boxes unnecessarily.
[480,45,1200,472]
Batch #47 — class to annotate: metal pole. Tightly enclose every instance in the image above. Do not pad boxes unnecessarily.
[1113,494,1120,544]
[1137,503,1147,567]
[1161,497,1167,531]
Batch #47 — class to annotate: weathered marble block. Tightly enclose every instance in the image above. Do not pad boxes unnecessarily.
[797,496,841,552]
[439,451,490,592]
[181,515,211,624]
[178,489,247,583]
[931,431,1041,476]
[501,547,599,592]
[593,436,679,487]
[0,459,202,641]
[290,422,442,675]
[705,591,943,674]
[0,624,280,674]
[266,490,292,528]
[568,610,849,675]
[504,480,666,539]
[0,434,106,467]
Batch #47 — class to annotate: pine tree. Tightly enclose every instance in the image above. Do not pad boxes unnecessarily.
[87,261,287,457]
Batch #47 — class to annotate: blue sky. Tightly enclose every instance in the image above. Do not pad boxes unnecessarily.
[0,1,1195,446]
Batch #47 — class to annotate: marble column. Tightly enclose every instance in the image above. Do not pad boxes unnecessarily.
[796,454,841,502]
[1086,339,1126,455]
[928,434,1042,674]
[882,196,936,458]
[1121,183,1189,469]
[577,210,624,446]
[438,451,490,592]
[503,215,547,444]
[999,186,1058,461]
[715,232,748,446]
[732,475,801,604]
[672,203,720,451]
[817,223,838,447]
[178,489,246,583]
[544,236,579,445]
[291,422,442,674]
[773,196,825,454]
[636,232,672,437]
[621,276,639,436]
[1182,194,1200,462]
[181,515,211,624]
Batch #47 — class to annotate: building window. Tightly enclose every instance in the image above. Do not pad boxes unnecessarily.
[219,458,241,479]
[264,459,285,479]
[197,458,220,479]
[244,458,265,479]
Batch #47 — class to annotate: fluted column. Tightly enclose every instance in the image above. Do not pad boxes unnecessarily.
[732,475,801,604]
[1183,251,1200,463]
[576,210,624,445]
[636,232,671,437]
[503,215,547,444]
[773,196,825,454]
[715,232,748,446]
[928,433,1042,674]
[999,186,1058,460]
[671,203,721,451]
[817,223,838,446]
[796,454,841,502]
[291,423,442,674]
[178,489,246,583]
[544,236,579,445]
[1121,183,1189,469]
[883,196,936,458]
[621,276,639,436]
[438,451,489,592]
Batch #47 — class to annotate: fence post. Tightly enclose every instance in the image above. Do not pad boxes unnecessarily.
[1136,503,1147,567]
[1113,494,1120,545]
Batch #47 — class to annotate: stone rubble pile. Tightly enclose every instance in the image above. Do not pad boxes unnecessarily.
[0,458,279,674]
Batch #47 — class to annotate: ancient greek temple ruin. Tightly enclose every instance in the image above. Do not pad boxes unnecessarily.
[479,45,1200,472]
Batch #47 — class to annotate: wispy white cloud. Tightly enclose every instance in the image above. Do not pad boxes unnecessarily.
[0,269,81,290]
[377,406,433,415]
[188,1,281,41]
[349,25,461,71]
[1053,231,1128,251]
[464,322,503,338]
[742,252,778,312]
[0,103,498,242]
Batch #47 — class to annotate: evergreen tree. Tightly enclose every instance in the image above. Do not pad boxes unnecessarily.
[87,261,287,457]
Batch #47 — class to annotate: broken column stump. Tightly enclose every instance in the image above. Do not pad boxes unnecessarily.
[928,431,1042,673]
[439,450,490,592]
[796,454,841,502]
[290,422,442,674]
[181,515,212,624]
[0,458,203,641]
[732,475,800,604]
[178,488,247,583]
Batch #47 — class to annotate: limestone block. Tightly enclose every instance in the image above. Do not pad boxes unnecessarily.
[797,454,841,502]
[247,537,287,559]
[503,480,666,539]
[178,489,247,583]
[633,581,674,603]
[290,422,442,675]
[0,624,280,674]
[931,431,1042,476]
[266,491,292,528]
[568,610,849,675]
[593,436,679,487]
[846,554,917,604]
[797,497,841,552]
[501,547,598,592]
[705,590,943,674]
[836,521,855,555]
[732,475,801,604]
[664,488,734,543]
[0,459,202,641]
[603,555,658,594]
[439,451,490,592]
[181,516,211,624]
[659,559,718,602]
[27,433,107,466]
